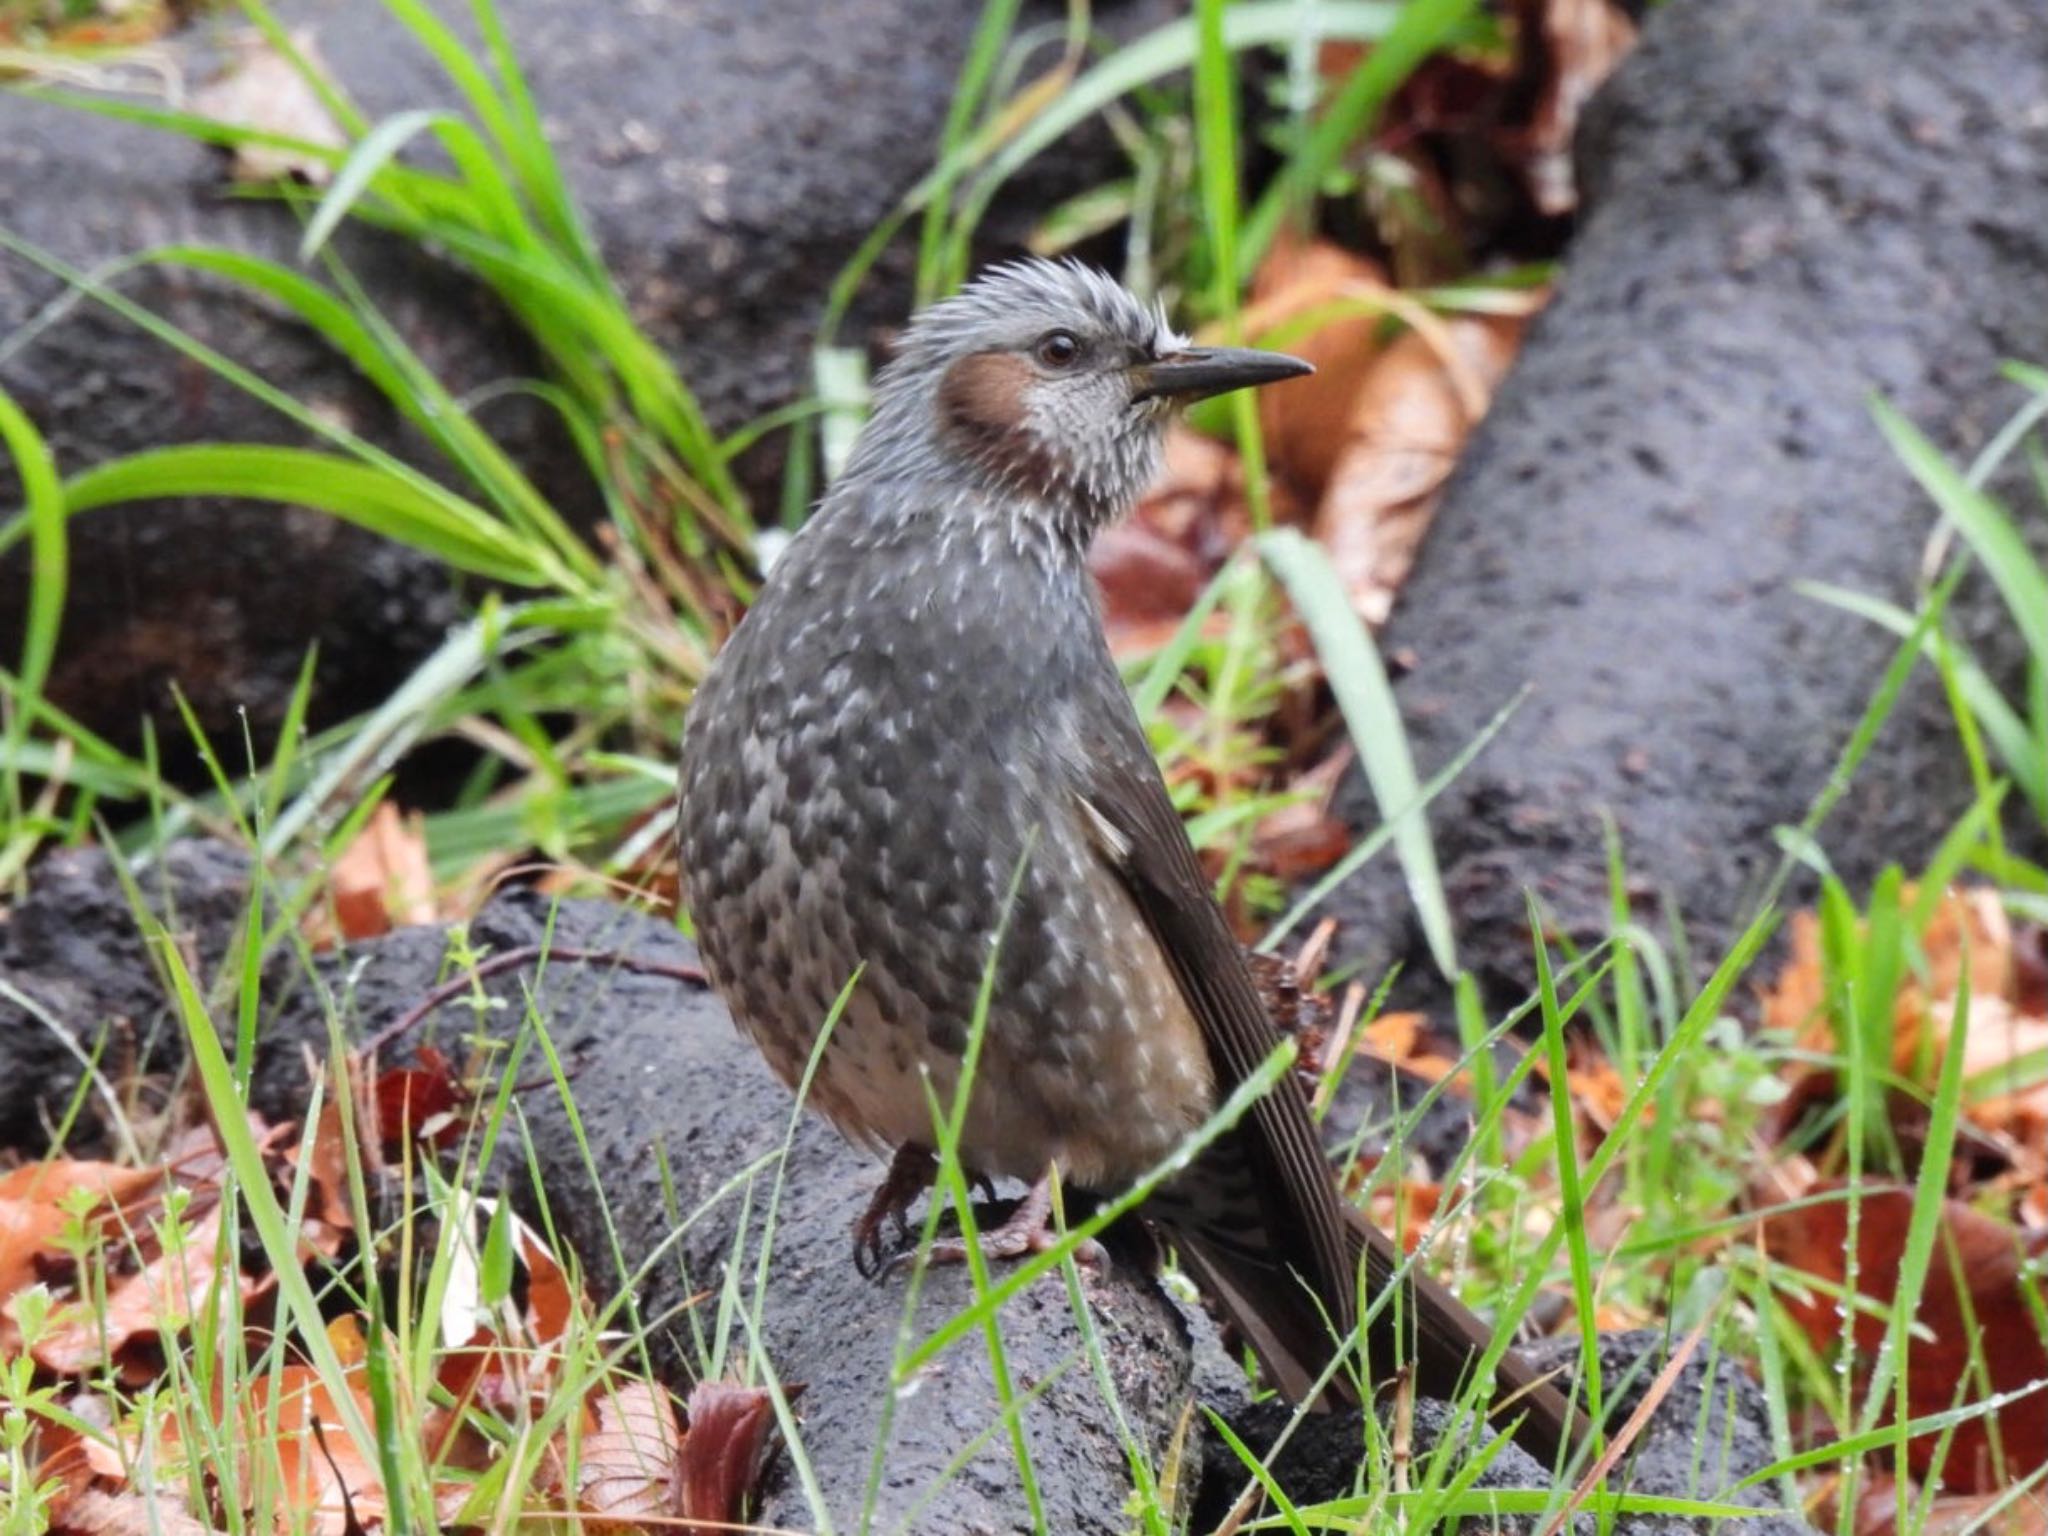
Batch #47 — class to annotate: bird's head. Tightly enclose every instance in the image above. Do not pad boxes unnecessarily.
[850,259,1311,547]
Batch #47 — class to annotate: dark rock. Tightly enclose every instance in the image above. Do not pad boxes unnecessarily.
[0,0,1162,769]
[1322,0,2048,1002]
[0,844,1195,1530]
[1199,1329,1816,1534]
[0,840,254,1150]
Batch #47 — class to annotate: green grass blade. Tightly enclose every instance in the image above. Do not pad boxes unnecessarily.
[1259,526,1455,975]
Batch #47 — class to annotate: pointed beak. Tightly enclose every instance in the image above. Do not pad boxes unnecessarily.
[1129,345,1314,404]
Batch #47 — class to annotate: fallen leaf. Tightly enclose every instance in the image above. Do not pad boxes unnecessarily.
[0,1162,165,1304]
[680,1382,780,1536]
[1762,1184,2048,1491]
[31,1208,262,1379]
[282,1099,355,1260]
[1249,233,1390,498]
[1507,0,1638,216]
[190,29,346,186]
[1314,310,1529,627]
[372,1046,466,1153]
[1853,1473,2048,1536]
[579,1381,682,1528]
[243,1364,384,1535]
[50,1487,224,1536]
[326,801,437,941]
[520,1227,577,1348]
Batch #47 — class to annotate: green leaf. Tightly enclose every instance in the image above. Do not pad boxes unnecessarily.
[301,108,454,261]
[62,445,550,586]
[1259,526,1456,976]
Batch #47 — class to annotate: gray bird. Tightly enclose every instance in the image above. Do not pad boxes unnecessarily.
[677,259,1577,1462]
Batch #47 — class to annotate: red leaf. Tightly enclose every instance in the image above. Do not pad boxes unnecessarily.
[680,1382,780,1534]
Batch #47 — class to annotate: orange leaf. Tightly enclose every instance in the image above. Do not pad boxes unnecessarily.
[1248,233,1390,499]
[680,1382,780,1536]
[30,1208,261,1379]
[1313,311,1529,627]
[1762,1185,2048,1491]
[327,801,436,940]
[0,1162,166,1305]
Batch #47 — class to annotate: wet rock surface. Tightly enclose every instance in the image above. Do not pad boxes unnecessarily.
[1323,0,2048,1003]
[1200,1329,1814,1535]
[0,843,1193,1529]
[0,840,1749,1524]
[0,0,1156,767]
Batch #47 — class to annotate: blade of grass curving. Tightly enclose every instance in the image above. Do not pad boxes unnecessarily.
[61,445,551,585]
[916,0,1025,303]
[1876,396,2048,665]
[0,389,64,878]
[1260,527,1455,974]
[1530,893,1604,1464]
[1193,0,1274,529]
[300,108,454,261]
[1799,581,2041,796]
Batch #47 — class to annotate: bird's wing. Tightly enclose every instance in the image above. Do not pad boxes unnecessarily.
[1071,681,1356,1332]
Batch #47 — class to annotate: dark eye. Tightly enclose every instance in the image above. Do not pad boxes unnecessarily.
[1034,330,1081,369]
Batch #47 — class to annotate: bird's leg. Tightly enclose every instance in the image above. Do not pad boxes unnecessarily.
[897,1168,1108,1274]
[853,1144,939,1279]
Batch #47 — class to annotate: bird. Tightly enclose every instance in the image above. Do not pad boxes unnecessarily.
[676,258,1579,1464]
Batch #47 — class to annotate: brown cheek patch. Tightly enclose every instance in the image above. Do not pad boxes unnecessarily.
[937,351,1062,489]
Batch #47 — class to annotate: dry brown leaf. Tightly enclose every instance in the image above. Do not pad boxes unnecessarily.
[680,1381,780,1536]
[1314,311,1529,627]
[1248,233,1390,498]
[31,1208,262,1379]
[327,801,437,940]
[240,1365,383,1535]
[520,1227,577,1347]
[190,29,346,185]
[1762,1184,2048,1492]
[281,1099,355,1260]
[1510,0,1638,215]
[50,1487,224,1536]
[0,1162,166,1304]
[579,1381,682,1529]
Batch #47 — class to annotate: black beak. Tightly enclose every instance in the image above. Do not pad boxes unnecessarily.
[1130,345,1314,404]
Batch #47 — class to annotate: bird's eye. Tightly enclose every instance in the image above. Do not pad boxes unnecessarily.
[1034,330,1082,369]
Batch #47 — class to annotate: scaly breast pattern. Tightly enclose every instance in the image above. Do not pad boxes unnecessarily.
[678,492,1215,1190]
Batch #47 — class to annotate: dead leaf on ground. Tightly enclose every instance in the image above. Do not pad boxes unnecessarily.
[241,1365,384,1535]
[370,1045,466,1153]
[680,1381,781,1536]
[1507,0,1638,215]
[1762,1184,2048,1492]
[31,1207,265,1380]
[49,1487,225,1536]
[1314,310,1530,627]
[0,1161,164,1306]
[190,28,345,185]
[1248,233,1390,498]
[325,801,437,941]
[579,1380,682,1528]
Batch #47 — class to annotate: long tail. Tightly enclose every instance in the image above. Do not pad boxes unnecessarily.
[1173,1204,1581,1467]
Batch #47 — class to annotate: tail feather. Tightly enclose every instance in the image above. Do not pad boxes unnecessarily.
[1168,1203,1580,1467]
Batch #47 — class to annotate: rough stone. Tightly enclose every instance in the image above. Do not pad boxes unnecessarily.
[1322,0,2048,1005]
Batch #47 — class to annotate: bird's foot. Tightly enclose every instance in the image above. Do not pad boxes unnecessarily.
[852,1144,939,1279]
[888,1170,1108,1276]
